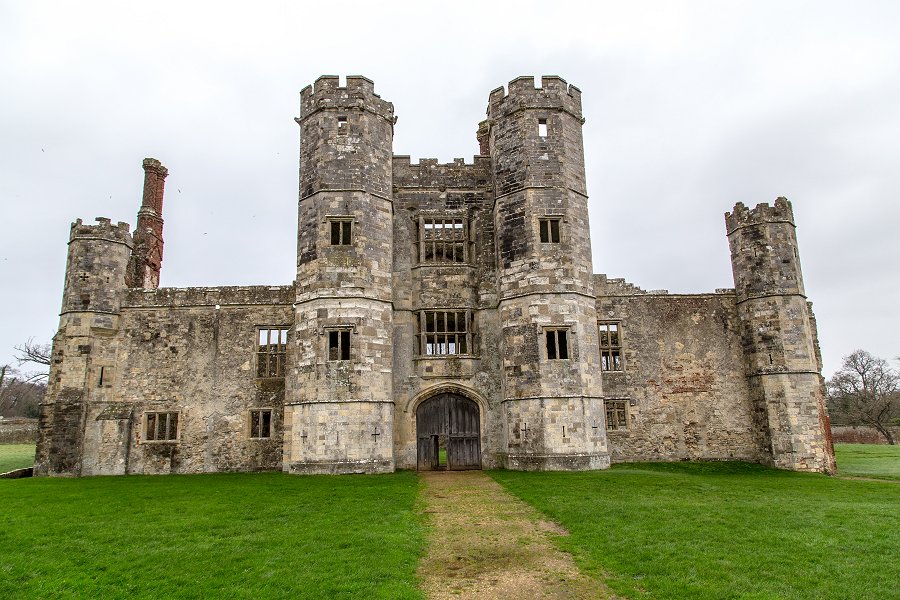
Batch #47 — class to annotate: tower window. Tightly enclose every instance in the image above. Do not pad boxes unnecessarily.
[417,217,467,263]
[538,118,548,138]
[545,328,569,360]
[539,218,561,243]
[257,328,289,378]
[417,310,471,356]
[337,115,347,130]
[605,400,628,430]
[249,409,273,439]
[328,329,351,361]
[329,219,352,245]
[598,322,623,371]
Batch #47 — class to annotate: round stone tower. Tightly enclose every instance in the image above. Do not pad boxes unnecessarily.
[486,76,609,470]
[726,198,835,473]
[284,76,396,474]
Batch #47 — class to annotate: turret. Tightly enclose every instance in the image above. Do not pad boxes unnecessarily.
[284,76,396,474]
[125,158,168,289]
[726,198,835,473]
[485,76,608,470]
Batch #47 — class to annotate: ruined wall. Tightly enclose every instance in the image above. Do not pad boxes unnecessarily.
[0,418,38,444]
[595,276,763,463]
[79,286,293,476]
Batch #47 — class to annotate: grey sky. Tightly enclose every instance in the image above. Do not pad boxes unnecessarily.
[1,0,898,378]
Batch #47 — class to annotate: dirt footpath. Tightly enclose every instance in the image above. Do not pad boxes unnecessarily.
[416,470,615,599]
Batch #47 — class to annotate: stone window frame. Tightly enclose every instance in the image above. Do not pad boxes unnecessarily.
[537,118,548,138]
[538,216,562,244]
[324,326,353,362]
[415,309,474,357]
[543,326,571,360]
[415,215,470,264]
[256,327,289,379]
[598,321,624,372]
[248,408,273,440]
[143,411,180,442]
[327,217,353,246]
[604,399,628,431]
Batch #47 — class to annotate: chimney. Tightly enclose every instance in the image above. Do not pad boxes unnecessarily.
[125,158,168,288]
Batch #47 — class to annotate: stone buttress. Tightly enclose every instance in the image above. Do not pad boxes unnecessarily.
[285,76,396,473]
[34,218,133,476]
[726,198,836,473]
[486,76,609,470]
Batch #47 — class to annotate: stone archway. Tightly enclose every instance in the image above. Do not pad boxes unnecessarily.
[416,393,481,471]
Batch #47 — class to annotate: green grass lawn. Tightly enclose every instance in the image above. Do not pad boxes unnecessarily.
[0,444,35,473]
[0,471,424,599]
[835,442,900,479]
[491,462,900,600]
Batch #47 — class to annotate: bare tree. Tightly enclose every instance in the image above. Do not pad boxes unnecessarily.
[0,364,45,418]
[13,338,51,383]
[827,350,899,444]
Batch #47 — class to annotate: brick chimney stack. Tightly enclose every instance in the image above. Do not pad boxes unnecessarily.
[125,158,168,288]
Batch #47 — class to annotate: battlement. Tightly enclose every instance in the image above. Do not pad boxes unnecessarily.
[725,197,795,234]
[69,217,133,247]
[392,155,492,189]
[299,75,394,122]
[487,75,582,119]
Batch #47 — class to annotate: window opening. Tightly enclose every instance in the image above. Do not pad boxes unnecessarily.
[539,218,561,243]
[145,412,179,441]
[538,118,548,137]
[250,409,273,439]
[418,217,467,263]
[545,328,569,360]
[337,115,347,130]
[98,366,105,387]
[417,310,470,355]
[328,329,351,361]
[257,328,289,378]
[605,400,628,430]
[598,322,623,371]
[329,219,352,245]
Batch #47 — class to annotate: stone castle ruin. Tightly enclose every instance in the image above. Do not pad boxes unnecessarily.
[34,75,835,476]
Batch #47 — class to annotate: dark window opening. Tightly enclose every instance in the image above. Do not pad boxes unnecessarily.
[330,220,352,245]
[250,409,272,439]
[417,217,467,263]
[337,115,347,130]
[539,218,561,243]
[417,310,471,356]
[605,400,628,431]
[98,366,105,387]
[328,329,351,361]
[598,322,623,371]
[546,328,569,360]
[145,411,179,441]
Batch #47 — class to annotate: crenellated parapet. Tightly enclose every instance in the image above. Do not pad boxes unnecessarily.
[392,156,492,190]
[69,217,133,246]
[298,75,394,124]
[487,76,582,121]
[725,197,795,235]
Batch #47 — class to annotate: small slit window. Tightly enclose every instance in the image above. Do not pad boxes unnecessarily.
[329,219,352,246]
[250,409,273,439]
[539,218,561,243]
[545,328,569,360]
[328,329,351,361]
[337,115,347,130]
[538,118,548,138]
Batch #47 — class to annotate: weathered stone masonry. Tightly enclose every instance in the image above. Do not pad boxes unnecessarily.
[34,75,835,476]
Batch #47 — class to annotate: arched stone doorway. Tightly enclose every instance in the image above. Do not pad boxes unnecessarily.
[416,393,481,470]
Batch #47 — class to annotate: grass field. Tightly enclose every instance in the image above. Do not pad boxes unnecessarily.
[491,462,900,600]
[0,471,424,599]
[834,442,900,479]
[0,444,35,473]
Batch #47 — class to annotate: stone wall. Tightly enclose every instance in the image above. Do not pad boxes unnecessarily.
[0,418,38,444]
[595,275,763,463]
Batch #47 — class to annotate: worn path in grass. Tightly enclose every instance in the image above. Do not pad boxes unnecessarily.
[417,470,615,599]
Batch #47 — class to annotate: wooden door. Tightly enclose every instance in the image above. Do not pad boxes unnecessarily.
[416,393,481,470]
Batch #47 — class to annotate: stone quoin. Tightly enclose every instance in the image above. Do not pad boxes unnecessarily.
[34,76,836,476]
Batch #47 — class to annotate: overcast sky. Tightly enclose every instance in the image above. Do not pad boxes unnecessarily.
[1,0,898,379]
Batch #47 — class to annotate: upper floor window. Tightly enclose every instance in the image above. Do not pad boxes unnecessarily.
[538,118,548,138]
[328,328,351,361]
[337,115,348,131]
[417,217,467,263]
[545,327,569,360]
[539,218,561,243]
[417,310,471,356]
[598,322,622,371]
[145,411,179,442]
[257,328,289,378]
[329,218,352,246]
